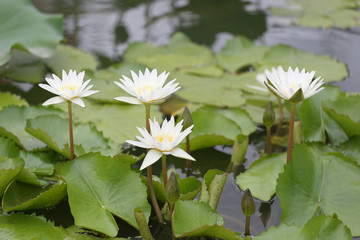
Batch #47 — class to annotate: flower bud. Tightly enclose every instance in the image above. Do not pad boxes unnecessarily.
[182,106,193,129]
[165,172,180,204]
[241,189,255,217]
[263,101,275,128]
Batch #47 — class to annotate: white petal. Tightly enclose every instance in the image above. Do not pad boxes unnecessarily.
[126,140,151,149]
[114,96,143,105]
[140,149,163,170]
[42,96,66,106]
[71,98,85,107]
[169,148,195,161]
[80,90,99,97]
[39,83,59,95]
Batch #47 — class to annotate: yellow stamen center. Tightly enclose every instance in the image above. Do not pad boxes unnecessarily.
[61,85,77,91]
[155,135,174,143]
[137,85,153,95]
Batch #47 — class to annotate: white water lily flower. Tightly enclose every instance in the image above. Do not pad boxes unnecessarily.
[39,69,98,107]
[114,68,180,105]
[248,67,284,93]
[264,66,324,102]
[127,116,195,170]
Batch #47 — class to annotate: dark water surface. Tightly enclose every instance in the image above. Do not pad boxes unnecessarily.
[14,0,360,238]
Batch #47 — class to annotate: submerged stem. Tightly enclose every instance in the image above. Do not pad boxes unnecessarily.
[162,155,167,187]
[266,127,271,154]
[287,103,296,164]
[67,101,75,160]
[145,104,164,222]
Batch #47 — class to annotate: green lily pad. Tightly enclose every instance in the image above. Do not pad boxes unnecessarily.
[322,94,360,137]
[236,152,287,201]
[124,32,213,72]
[338,136,360,165]
[0,213,99,240]
[173,200,243,240]
[216,36,270,73]
[26,114,110,159]
[61,153,151,237]
[0,0,63,65]
[19,151,55,176]
[16,167,46,186]
[260,44,348,83]
[180,65,224,77]
[0,50,46,83]
[44,44,98,76]
[2,180,67,212]
[0,106,64,151]
[198,169,227,209]
[277,144,360,236]
[0,92,28,110]
[0,156,24,196]
[299,86,348,144]
[254,215,351,240]
[0,137,20,158]
[271,0,360,29]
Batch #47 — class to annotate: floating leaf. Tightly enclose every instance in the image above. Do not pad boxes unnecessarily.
[0,50,46,83]
[236,152,286,201]
[299,86,348,144]
[2,180,67,212]
[16,167,46,186]
[254,215,351,240]
[277,144,360,236]
[338,136,360,165]
[173,200,243,240]
[0,0,63,65]
[0,92,28,110]
[260,44,348,83]
[44,44,98,76]
[0,213,99,240]
[322,94,360,137]
[0,137,20,158]
[0,106,63,150]
[0,157,24,196]
[26,114,110,159]
[19,151,55,176]
[61,153,151,237]
[199,169,227,209]
[216,36,269,73]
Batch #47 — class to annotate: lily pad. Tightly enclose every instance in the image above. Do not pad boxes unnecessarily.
[44,44,98,76]
[322,94,360,137]
[236,152,287,201]
[254,215,352,240]
[2,180,67,212]
[216,36,269,73]
[198,169,227,209]
[26,114,110,159]
[338,136,360,165]
[271,0,360,29]
[299,86,348,144]
[173,200,243,240]
[0,92,28,110]
[61,153,151,237]
[0,213,98,240]
[0,156,24,196]
[277,144,360,236]
[0,106,64,150]
[0,137,20,158]
[0,0,63,65]
[19,151,55,176]
[260,44,348,83]
[0,50,46,83]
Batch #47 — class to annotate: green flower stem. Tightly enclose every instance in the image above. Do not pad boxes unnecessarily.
[287,103,296,164]
[245,215,251,236]
[67,101,75,160]
[134,207,154,240]
[266,127,271,154]
[170,202,176,240]
[145,104,164,223]
[277,97,284,126]
[186,135,191,170]
[162,154,167,187]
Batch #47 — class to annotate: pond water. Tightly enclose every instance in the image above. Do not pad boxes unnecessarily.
[8,0,360,238]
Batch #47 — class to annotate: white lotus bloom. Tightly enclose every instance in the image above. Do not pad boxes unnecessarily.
[127,116,195,170]
[248,67,284,93]
[264,66,324,102]
[39,70,98,107]
[114,68,180,105]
